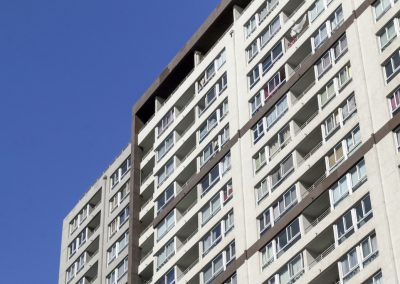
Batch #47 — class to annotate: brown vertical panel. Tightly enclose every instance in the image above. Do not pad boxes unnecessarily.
[128,115,144,284]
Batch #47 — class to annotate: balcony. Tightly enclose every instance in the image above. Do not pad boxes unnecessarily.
[303,190,331,234]
[309,263,340,284]
[305,226,335,270]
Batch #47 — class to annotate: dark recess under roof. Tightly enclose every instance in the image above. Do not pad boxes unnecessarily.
[134,0,252,124]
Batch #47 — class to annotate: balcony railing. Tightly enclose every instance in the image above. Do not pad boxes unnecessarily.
[140,249,153,265]
[308,243,335,269]
[297,110,319,133]
[302,173,327,198]
[304,207,330,233]
[177,258,199,281]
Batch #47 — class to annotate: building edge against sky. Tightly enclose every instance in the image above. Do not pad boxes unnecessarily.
[60,0,400,284]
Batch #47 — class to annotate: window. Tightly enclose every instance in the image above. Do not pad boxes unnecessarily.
[68,228,89,258]
[199,101,228,142]
[216,73,228,94]
[70,203,95,234]
[110,157,131,188]
[157,211,175,241]
[270,154,294,189]
[224,274,237,284]
[107,257,128,284]
[202,194,221,225]
[157,134,174,161]
[260,17,281,47]
[221,126,230,145]
[350,159,366,189]
[320,80,336,107]
[309,0,326,22]
[259,0,279,23]
[250,92,263,116]
[261,242,274,269]
[197,50,226,92]
[118,206,129,227]
[247,40,259,61]
[203,254,224,284]
[199,88,217,116]
[224,210,234,233]
[262,41,284,74]
[266,95,288,129]
[201,164,220,196]
[245,15,257,38]
[389,88,400,114]
[333,35,348,60]
[361,233,378,263]
[109,207,129,237]
[379,19,397,51]
[341,248,359,279]
[254,149,267,172]
[341,94,357,121]
[157,268,176,284]
[157,109,175,137]
[225,241,236,264]
[248,66,260,88]
[252,119,265,143]
[259,208,272,235]
[222,182,233,203]
[107,231,129,264]
[373,0,391,20]
[157,159,174,187]
[68,240,77,258]
[364,271,383,284]
[273,186,297,221]
[331,176,349,206]
[66,253,87,282]
[327,142,344,170]
[338,65,352,88]
[203,242,235,284]
[199,112,218,142]
[276,219,300,254]
[330,6,344,32]
[265,69,286,100]
[156,238,175,270]
[216,50,226,70]
[316,50,332,78]
[202,223,222,255]
[384,49,400,81]
[355,195,372,227]
[346,126,361,153]
[313,23,329,51]
[77,228,88,248]
[76,253,86,273]
[109,182,130,213]
[268,125,291,159]
[256,179,269,203]
[336,211,354,244]
[156,184,175,214]
[109,218,118,238]
[395,127,400,150]
[324,109,340,137]
[279,253,304,284]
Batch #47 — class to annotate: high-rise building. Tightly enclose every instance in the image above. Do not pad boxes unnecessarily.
[58,145,131,284]
[60,0,400,283]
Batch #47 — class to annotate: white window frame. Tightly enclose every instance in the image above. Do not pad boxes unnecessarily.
[378,18,398,51]
[384,49,400,82]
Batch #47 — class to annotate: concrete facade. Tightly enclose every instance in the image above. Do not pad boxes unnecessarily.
[58,145,131,284]
[59,0,400,283]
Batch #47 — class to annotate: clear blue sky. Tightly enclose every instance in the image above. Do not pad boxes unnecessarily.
[0,1,219,283]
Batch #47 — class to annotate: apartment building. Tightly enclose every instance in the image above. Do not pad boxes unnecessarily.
[130,0,400,283]
[60,0,400,283]
[59,145,131,284]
